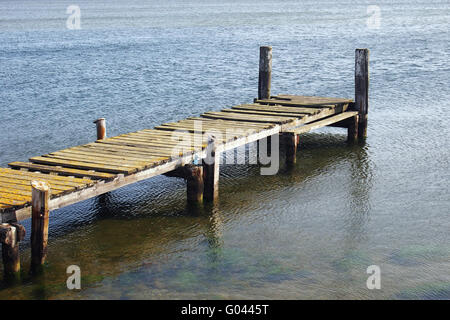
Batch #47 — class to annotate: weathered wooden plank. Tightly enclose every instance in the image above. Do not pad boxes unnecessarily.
[46,151,155,168]
[124,133,211,145]
[119,133,208,147]
[178,117,271,128]
[42,153,145,170]
[221,108,306,118]
[76,144,181,158]
[84,142,191,158]
[154,126,259,139]
[201,111,296,124]
[30,157,136,174]
[167,122,262,133]
[0,168,92,184]
[0,198,27,206]
[0,187,34,197]
[0,181,70,194]
[154,125,249,135]
[96,140,193,156]
[8,162,115,180]
[56,148,166,163]
[185,118,274,128]
[285,111,358,134]
[116,138,207,150]
[138,129,203,136]
[231,104,323,115]
[0,192,31,202]
[105,136,202,150]
[269,95,353,104]
[0,175,89,191]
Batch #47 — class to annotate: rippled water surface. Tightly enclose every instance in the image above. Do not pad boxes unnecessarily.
[0,0,449,299]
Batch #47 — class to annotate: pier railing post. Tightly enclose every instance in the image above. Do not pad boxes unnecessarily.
[0,223,25,280]
[31,180,50,273]
[203,136,219,202]
[355,49,369,139]
[258,46,272,100]
[94,118,106,140]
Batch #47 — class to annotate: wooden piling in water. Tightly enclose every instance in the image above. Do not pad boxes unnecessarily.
[0,223,25,279]
[281,133,298,164]
[31,180,50,272]
[258,46,272,100]
[347,114,359,142]
[185,164,204,204]
[94,118,106,140]
[203,136,219,202]
[355,49,369,138]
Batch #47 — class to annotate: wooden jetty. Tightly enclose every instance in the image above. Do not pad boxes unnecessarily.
[0,47,369,278]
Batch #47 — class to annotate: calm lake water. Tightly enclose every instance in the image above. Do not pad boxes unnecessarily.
[0,0,449,299]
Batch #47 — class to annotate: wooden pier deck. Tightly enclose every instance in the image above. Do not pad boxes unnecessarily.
[0,47,369,277]
[1,95,355,222]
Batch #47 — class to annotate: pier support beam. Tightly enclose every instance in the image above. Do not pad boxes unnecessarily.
[31,180,50,273]
[94,118,106,140]
[0,223,25,279]
[355,49,369,139]
[203,136,219,202]
[258,46,272,100]
[185,164,204,204]
[281,133,298,164]
[347,114,359,142]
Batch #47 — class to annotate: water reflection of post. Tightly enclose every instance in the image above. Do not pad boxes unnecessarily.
[350,144,372,215]
[343,143,373,246]
[96,192,113,218]
[203,202,223,268]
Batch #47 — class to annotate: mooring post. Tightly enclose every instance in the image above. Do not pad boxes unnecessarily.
[185,164,204,204]
[94,118,106,140]
[0,223,25,279]
[355,49,369,139]
[31,180,50,272]
[258,46,272,100]
[282,133,298,164]
[203,136,219,202]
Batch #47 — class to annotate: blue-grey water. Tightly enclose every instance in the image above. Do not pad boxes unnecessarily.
[0,0,449,299]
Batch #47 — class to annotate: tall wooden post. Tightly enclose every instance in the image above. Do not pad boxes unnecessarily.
[258,46,272,100]
[0,223,25,279]
[281,133,298,164]
[185,164,204,204]
[203,136,219,202]
[355,49,369,138]
[31,180,50,272]
[94,118,106,140]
